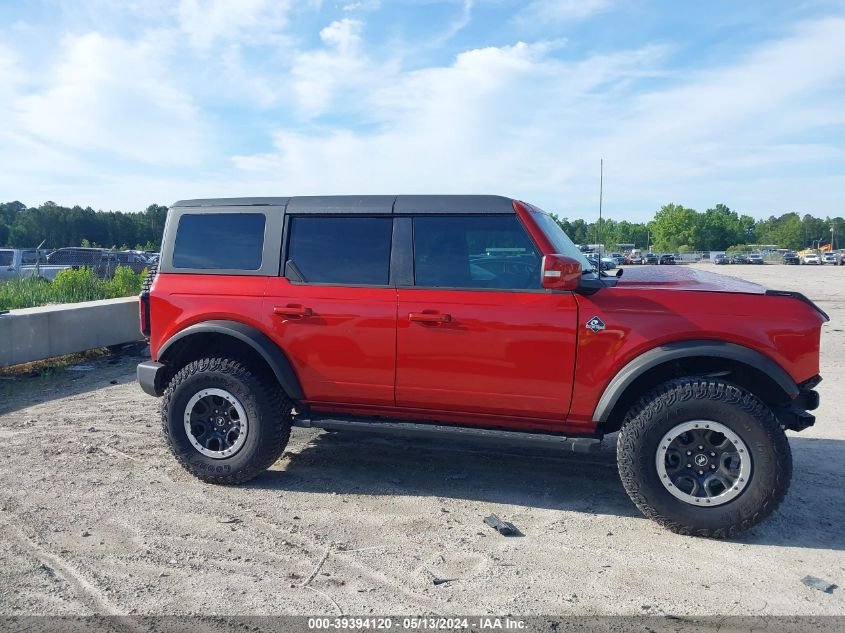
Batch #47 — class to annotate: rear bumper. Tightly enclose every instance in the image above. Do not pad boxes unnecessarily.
[137,361,167,397]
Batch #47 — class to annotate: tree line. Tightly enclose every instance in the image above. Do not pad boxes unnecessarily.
[0,199,842,253]
[555,203,843,252]
[0,201,167,251]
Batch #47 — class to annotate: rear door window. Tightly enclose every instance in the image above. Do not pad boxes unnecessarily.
[0,251,13,267]
[286,216,392,285]
[413,215,540,289]
[173,213,265,270]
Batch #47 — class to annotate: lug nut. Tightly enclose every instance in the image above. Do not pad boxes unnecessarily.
[686,450,692,456]
[698,445,704,450]
[686,464,692,468]
[698,470,704,475]
[711,465,716,470]
[710,452,715,457]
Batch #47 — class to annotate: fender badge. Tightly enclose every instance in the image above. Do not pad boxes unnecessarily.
[586,316,606,333]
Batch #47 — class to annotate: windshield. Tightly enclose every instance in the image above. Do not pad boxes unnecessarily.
[0,250,13,267]
[523,204,595,272]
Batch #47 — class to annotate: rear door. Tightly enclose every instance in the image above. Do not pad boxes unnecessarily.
[395,213,578,425]
[264,214,398,407]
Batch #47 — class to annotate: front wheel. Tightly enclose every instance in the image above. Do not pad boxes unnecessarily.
[617,378,791,538]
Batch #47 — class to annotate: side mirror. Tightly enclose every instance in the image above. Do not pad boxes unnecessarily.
[541,254,581,291]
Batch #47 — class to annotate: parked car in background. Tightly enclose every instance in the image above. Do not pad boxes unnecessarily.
[626,253,643,265]
[46,247,119,278]
[644,253,659,264]
[823,253,837,265]
[714,254,729,265]
[731,254,749,265]
[783,252,800,265]
[748,253,765,265]
[802,253,820,265]
[658,254,675,265]
[586,256,613,271]
[601,256,617,270]
[116,251,151,274]
[610,253,627,266]
[0,248,72,281]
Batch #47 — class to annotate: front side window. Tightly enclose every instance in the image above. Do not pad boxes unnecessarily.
[523,203,594,272]
[173,213,265,270]
[0,251,13,267]
[413,215,541,289]
[286,216,392,285]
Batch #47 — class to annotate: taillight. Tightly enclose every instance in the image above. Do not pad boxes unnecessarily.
[139,291,151,337]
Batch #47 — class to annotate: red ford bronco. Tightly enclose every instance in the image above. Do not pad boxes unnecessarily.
[138,195,826,537]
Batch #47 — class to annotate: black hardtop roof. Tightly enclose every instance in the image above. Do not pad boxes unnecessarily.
[171,195,517,214]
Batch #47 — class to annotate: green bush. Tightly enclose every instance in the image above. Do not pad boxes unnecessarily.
[0,266,145,310]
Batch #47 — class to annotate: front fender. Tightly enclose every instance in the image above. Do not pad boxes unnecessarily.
[592,340,800,424]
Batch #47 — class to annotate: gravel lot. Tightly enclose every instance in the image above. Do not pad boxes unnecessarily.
[1,264,844,617]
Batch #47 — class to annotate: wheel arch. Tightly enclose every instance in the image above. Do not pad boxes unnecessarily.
[157,320,304,401]
[595,340,799,434]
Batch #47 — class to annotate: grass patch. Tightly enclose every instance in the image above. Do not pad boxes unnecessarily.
[0,266,145,310]
[0,348,112,377]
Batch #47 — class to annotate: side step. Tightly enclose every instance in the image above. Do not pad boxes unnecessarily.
[292,416,602,453]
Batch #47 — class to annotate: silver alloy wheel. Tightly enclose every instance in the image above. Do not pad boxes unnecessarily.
[655,420,752,506]
[183,388,248,459]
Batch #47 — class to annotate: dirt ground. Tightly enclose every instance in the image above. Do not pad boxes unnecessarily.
[1,263,844,617]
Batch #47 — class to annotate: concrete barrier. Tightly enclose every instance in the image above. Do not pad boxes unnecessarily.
[0,297,143,368]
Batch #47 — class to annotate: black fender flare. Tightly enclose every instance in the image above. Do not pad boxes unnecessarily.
[592,340,799,424]
[158,319,304,400]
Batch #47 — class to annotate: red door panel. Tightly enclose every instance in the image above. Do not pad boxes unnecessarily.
[263,279,397,406]
[396,289,578,425]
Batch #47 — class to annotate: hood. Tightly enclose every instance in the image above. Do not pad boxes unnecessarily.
[615,265,766,294]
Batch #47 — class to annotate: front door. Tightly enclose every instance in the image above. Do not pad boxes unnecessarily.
[395,214,578,424]
[264,215,397,407]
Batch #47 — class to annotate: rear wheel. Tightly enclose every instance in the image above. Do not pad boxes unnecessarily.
[162,357,292,484]
[617,378,791,538]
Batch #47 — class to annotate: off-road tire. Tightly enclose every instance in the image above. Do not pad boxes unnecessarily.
[617,377,792,538]
[162,357,292,484]
[141,262,158,292]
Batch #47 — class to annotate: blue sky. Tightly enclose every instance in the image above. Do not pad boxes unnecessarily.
[1,0,844,221]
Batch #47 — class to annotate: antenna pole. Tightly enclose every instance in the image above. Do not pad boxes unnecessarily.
[598,158,603,260]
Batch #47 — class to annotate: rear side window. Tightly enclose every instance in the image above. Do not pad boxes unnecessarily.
[173,213,265,270]
[286,216,392,285]
[413,215,540,289]
[0,251,12,266]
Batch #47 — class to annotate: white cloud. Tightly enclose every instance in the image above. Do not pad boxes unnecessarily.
[289,18,395,118]
[2,3,844,219]
[342,0,381,12]
[516,0,613,25]
[233,40,664,199]
[12,32,206,167]
[228,15,845,219]
[175,0,294,48]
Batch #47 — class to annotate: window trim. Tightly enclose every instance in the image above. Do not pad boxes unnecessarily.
[282,214,395,288]
[158,206,284,276]
[408,213,545,292]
